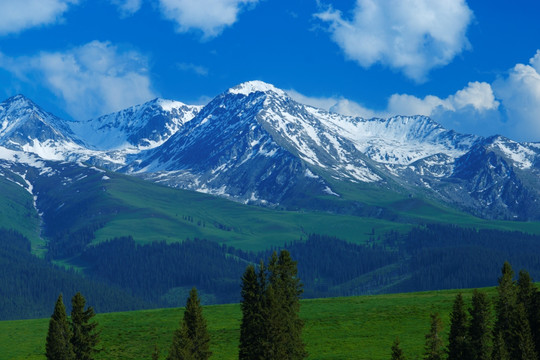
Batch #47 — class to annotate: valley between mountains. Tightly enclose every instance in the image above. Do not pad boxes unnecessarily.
[1,80,540,320]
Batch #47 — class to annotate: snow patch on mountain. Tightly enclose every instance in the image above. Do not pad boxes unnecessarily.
[486,136,538,170]
[228,80,287,97]
[0,146,49,169]
[69,98,202,151]
[303,105,478,166]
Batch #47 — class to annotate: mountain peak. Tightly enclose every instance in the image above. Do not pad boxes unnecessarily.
[1,94,39,110]
[227,80,287,97]
[68,96,202,151]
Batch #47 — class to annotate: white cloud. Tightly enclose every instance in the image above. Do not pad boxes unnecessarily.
[315,0,473,81]
[387,94,449,116]
[529,49,540,72]
[288,81,497,119]
[285,89,343,112]
[329,99,380,119]
[493,52,540,142]
[388,82,503,137]
[388,81,499,116]
[448,81,499,112]
[158,0,259,39]
[286,89,381,118]
[287,81,501,136]
[177,62,209,76]
[0,41,157,120]
[110,0,142,17]
[0,0,78,35]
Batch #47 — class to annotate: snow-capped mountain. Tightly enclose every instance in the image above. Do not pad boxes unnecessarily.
[69,98,202,151]
[126,82,333,204]
[126,81,540,219]
[2,81,540,220]
[0,95,85,160]
[0,95,202,168]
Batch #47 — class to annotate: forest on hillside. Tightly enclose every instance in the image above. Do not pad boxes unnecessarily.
[3,224,540,320]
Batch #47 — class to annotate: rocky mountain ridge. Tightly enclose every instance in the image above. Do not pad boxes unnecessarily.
[1,81,539,220]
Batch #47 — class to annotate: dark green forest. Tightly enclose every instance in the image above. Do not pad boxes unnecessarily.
[3,224,540,320]
[0,229,149,320]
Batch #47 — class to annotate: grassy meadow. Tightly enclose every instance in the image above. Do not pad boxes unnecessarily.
[0,176,44,256]
[92,173,540,252]
[0,287,496,360]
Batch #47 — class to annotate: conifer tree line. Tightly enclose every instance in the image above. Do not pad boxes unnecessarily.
[239,250,307,359]
[164,249,306,359]
[167,287,212,360]
[391,261,540,360]
[44,250,306,359]
[45,292,100,360]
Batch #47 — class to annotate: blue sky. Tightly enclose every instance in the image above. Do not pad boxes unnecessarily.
[0,0,539,141]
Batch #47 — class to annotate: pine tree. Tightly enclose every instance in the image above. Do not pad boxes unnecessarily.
[424,313,444,360]
[391,337,406,360]
[266,250,307,360]
[533,292,540,359]
[517,270,536,315]
[494,261,518,358]
[517,270,540,357]
[238,250,306,360]
[239,264,266,360]
[168,326,193,360]
[447,293,469,360]
[71,292,100,360]
[45,294,75,360]
[492,331,510,360]
[468,289,492,360]
[168,287,211,360]
[515,302,537,360]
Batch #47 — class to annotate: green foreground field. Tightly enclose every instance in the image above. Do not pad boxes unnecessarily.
[0,288,495,360]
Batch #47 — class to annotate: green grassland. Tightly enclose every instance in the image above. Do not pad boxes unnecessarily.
[95,173,416,251]
[95,173,540,250]
[5,165,540,259]
[0,175,44,255]
[0,287,496,360]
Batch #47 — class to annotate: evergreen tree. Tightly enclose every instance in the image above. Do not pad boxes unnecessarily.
[168,326,193,360]
[517,270,536,316]
[517,270,540,357]
[168,287,211,360]
[71,292,100,360]
[533,292,540,359]
[515,302,537,360]
[447,293,469,360]
[391,337,406,360]
[492,331,510,360]
[239,264,266,360]
[424,313,445,360]
[468,289,492,360]
[266,250,307,359]
[238,250,306,360]
[45,294,75,360]
[494,261,518,358]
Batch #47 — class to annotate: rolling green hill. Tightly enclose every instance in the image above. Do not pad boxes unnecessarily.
[23,163,540,257]
[4,161,540,261]
[0,174,44,256]
[0,287,496,360]
[4,163,540,320]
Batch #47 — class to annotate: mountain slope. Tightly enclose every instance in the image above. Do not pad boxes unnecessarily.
[0,95,84,160]
[69,98,202,150]
[2,82,540,220]
[127,81,388,205]
[121,81,540,220]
